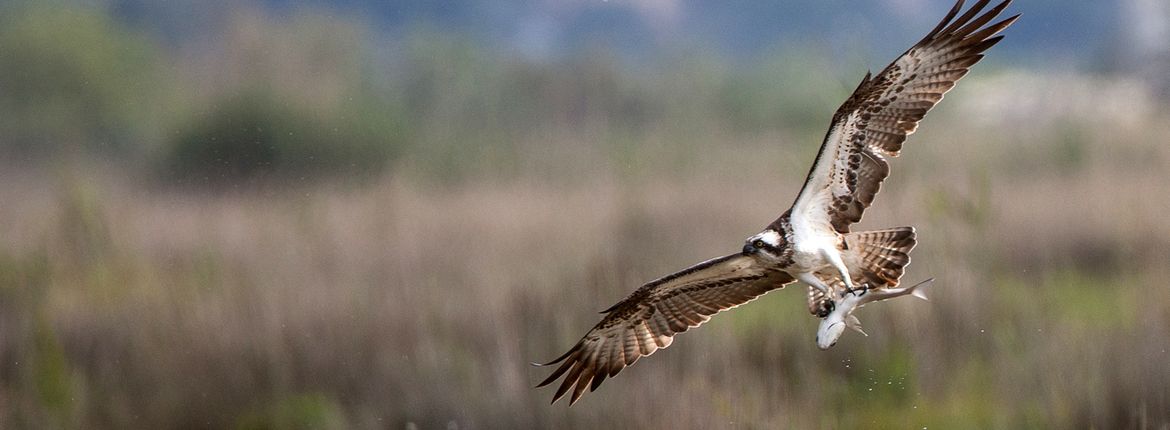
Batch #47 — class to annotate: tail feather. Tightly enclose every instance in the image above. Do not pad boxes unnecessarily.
[844,227,917,288]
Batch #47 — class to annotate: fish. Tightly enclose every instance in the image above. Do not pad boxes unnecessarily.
[815,278,933,350]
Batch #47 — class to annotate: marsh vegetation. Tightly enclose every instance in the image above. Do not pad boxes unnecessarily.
[1,2,1169,428]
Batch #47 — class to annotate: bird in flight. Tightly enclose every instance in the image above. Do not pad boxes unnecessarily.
[535,0,1018,405]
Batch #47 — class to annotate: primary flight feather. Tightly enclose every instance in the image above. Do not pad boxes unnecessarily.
[536,0,1018,405]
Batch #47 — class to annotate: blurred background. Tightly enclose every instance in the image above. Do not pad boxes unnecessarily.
[1,0,1168,428]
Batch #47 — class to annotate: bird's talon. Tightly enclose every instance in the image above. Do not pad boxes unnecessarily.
[842,283,870,298]
[814,299,835,318]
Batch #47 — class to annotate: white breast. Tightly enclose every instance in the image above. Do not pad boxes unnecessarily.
[789,210,837,269]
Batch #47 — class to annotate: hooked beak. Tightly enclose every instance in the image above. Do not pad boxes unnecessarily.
[742,243,756,255]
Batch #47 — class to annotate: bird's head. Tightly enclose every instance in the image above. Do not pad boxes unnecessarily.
[743,229,784,256]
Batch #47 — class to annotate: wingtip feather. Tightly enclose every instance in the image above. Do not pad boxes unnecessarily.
[570,373,593,404]
[533,344,577,367]
[551,360,586,403]
[535,353,577,388]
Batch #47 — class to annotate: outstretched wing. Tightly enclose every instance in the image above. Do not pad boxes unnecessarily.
[534,253,794,405]
[789,0,1018,234]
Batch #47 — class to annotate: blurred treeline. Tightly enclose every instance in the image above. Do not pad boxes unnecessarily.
[0,1,860,187]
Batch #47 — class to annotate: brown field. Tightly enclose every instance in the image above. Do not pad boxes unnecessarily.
[2,71,1169,429]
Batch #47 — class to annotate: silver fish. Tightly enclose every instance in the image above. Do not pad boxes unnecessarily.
[815,278,933,350]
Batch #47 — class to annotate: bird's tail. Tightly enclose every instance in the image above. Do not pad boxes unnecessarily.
[843,227,917,288]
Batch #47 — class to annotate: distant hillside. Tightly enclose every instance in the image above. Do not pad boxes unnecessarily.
[104,0,1143,70]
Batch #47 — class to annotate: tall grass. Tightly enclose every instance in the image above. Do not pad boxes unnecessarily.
[2,76,1169,428]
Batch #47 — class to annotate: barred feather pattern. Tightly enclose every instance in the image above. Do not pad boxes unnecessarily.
[808,227,917,317]
[538,0,1018,405]
[534,254,794,405]
[789,0,1019,234]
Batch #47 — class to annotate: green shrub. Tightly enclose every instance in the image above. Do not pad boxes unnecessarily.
[163,90,406,186]
[0,4,161,157]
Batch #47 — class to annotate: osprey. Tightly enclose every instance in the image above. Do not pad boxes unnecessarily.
[536,0,1017,405]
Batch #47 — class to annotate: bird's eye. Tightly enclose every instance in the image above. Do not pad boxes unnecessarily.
[753,240,766,249]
